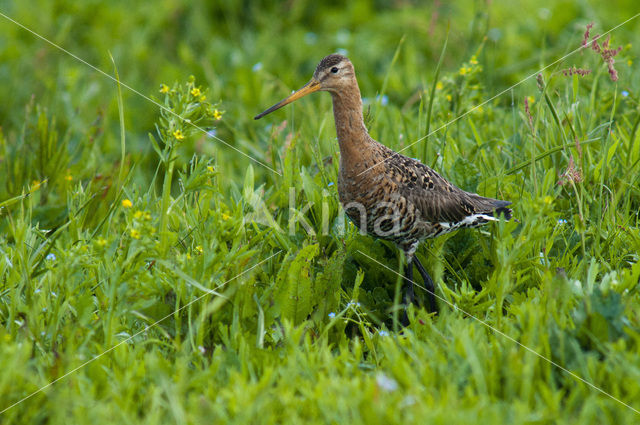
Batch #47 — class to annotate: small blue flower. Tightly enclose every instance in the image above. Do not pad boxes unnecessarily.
[336,30,350,45]
[304,32,317,45]
[557,219,568,225]
[207,129,217,138]
[376,94,389,106]
[539,252,549,266]
[621,90,629,97]
[328,312,336,319]
[378,330,389,337]
[46,253,56,261]
[327,182,335,187]
[252,62,263,72]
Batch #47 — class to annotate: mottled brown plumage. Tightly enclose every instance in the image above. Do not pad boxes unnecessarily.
[256,54,511,316]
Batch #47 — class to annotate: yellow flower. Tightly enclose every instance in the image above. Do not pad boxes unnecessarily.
[97,237,107,247]
[134,210,144,219]
[459,66,473,76]
[186,253,192,260]
[159,84,169,94]
[435,81,443,90]
[31,180,42,190]
[130,228,141,239]
[221,213,230,220]
[470,55,478,65]
[144,212,152,221]
[199,95,207,102]
[173,129,185,140]
[446,94,452,102]
[628,59,633,66]
[64,174,73,182]
[122,199,133,208]
[213,109,222,120]
[527,96,535,104]
[195,245,203,255]
[207,165,215,173]
[543,195,553,205]
[190,87,201,97]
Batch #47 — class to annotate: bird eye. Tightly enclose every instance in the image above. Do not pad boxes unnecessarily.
[331,67,339,73]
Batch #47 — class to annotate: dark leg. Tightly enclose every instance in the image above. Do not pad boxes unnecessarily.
[401,259,416,327]
[413,256,437,313]
[404,260,416,306]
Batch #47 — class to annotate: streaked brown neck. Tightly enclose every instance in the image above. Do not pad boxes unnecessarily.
[330,80,373,161]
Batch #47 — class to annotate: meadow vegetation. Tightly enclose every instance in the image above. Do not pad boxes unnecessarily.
[1,1,639,423]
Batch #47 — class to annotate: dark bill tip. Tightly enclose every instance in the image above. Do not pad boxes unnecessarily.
[253,79,321,121]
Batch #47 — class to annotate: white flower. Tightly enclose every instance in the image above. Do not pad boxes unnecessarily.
[376,373,398,392]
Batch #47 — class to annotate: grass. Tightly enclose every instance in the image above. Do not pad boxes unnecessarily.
[1,0,640,423]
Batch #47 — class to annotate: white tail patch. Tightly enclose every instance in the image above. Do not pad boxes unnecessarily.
[461,213,497,226]
[438,214,497,231]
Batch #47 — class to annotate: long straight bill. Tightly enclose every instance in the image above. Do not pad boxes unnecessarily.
[254,78,321,119]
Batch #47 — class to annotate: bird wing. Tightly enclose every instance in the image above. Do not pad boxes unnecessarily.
[386,154,503,224]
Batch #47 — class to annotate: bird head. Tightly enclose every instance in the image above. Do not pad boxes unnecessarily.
[254,54,354,120]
